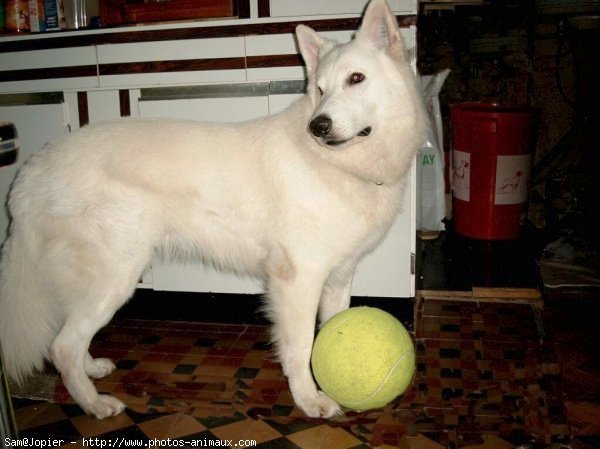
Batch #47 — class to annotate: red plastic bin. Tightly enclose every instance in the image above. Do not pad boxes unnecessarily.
[450,103,536,240]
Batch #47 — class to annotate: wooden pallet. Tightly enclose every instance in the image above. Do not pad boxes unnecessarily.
[418,287,543,307]
[417,287,545,340]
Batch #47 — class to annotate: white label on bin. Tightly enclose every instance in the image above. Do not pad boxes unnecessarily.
[452,150,470,201]
[495,154,531,205]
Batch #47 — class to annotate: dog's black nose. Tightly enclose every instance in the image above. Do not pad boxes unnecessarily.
[309,115,332,137]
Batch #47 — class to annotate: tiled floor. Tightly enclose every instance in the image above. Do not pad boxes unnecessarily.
[7,295,575,448]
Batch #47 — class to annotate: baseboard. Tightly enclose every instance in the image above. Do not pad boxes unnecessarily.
[117,289,415,329]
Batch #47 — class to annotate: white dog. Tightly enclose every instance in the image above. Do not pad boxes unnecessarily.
[0,0,424,419]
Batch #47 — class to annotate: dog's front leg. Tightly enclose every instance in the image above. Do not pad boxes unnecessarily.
[266,268,341,418]
[318,262,356,326]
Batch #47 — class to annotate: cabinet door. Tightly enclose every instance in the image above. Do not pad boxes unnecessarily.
[137,84,269,294]
[0,93,68,240]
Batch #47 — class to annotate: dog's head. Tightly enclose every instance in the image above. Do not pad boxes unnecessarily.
[295,0,424,184]
[297,0,414,149]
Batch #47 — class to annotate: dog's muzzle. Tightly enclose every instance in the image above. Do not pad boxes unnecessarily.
[309,114,371,147]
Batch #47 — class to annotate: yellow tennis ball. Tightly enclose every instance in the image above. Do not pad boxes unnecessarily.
[311,306,415,411]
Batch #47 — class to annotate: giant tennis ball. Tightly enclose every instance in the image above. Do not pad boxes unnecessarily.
[311,306,415,411]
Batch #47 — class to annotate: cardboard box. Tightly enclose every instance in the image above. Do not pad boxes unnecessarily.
[29,0,45,32]
[43,0,64,30]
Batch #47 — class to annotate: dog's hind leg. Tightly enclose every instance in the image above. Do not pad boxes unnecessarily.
[50,241,151,418]
[51,287,131,417]
[85,352,116,379]
[265,257,341,418]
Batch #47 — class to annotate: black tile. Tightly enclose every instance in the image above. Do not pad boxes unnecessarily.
[235,379,252,389]
[263,419,318,436]
[176,429,219,447]
[235,390,248,400]
[124,408,167,424]
[480,403,501,412]
[234,367,260,379]
[139,335,161,345]
[20,419,81,440]
[194,338,218,347]
[60,403,87,418]
[96,425,150,441]
[467,390,486,400]
[441,388,463,400]
[439,348,461,358]
[173,364,196,374]
[473,330,485,339]
[251,341,270,351]
[198,411,246,429]
[500,326,520,336]
[479,370,493,380]
[271,405,294,417]
[117,359,139,370]
[147,397,164,406]
[255,437,302,449]
[440,368,462,378]
[504,349,524,360]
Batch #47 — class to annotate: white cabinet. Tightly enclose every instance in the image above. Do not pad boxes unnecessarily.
[97,37,247,88]
[0,46,97,93]
[0,1,418,297]
[0,94,69,239]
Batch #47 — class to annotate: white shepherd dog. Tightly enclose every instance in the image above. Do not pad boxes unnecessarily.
[0,0,424,419]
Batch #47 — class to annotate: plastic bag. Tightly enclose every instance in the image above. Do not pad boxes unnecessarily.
[417,69,450,237]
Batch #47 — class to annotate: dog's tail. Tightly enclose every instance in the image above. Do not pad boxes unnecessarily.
[0,224,62,384]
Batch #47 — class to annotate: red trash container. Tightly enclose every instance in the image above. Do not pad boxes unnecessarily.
[450,103,536,240]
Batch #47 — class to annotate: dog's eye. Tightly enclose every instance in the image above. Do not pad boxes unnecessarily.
[317,86,324,96]
[348,72,366,85]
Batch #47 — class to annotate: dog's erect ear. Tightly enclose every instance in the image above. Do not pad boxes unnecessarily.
[296,25,330,73]
[358,0,404,53]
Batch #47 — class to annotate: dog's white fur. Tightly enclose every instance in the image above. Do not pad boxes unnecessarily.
[0,0,424,419]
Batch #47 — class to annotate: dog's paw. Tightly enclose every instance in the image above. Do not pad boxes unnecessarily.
[85,357,116,379]
[85,395,126,419]
[297,390,342,418]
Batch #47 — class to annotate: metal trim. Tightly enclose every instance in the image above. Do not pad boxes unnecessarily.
[269,80,306,95]
[140,80,307,101]
[140,83,270,101]
[0,92,64,106]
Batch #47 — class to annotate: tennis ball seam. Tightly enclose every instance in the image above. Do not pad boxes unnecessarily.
[336,347,414,409]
